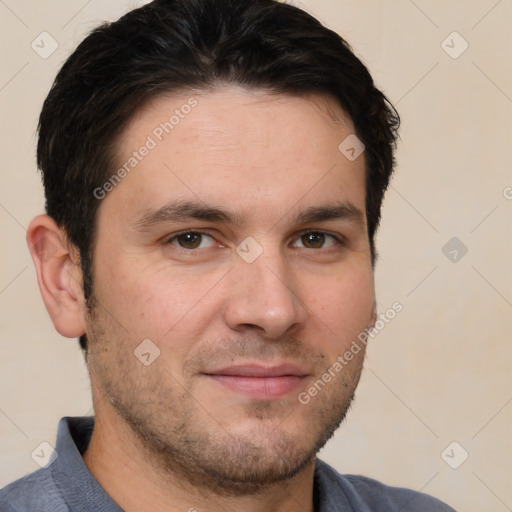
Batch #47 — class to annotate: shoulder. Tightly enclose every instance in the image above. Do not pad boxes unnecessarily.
[0,466,69,512]
[342,474,457,511]
[315,459,457,511]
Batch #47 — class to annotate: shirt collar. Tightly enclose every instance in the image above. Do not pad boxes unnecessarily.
[50,416,123,512]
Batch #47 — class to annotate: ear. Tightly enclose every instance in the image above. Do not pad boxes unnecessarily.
[26,215,86,338]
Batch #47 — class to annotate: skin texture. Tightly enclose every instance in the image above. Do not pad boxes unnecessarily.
[28,88,377,512]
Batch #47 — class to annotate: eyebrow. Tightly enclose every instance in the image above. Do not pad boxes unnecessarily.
[295,204,365,229]
[132,199,365,232]
[132,200,242,231]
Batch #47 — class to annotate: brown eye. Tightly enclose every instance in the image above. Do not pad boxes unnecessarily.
[170,232,215,249]
[301,232,325,248]
[294,231,339,249]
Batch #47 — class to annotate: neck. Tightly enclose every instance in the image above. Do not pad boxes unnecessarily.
[83,409,316,512]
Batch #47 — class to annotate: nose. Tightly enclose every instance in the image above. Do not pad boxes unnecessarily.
[222,251,308,340]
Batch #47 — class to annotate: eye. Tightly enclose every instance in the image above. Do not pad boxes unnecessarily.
[168,231,216,250]
[293,231,340,249]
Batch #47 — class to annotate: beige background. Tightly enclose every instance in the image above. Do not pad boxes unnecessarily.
[1,1,511,510]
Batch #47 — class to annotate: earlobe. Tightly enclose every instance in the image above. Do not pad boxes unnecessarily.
[26,215,86,338]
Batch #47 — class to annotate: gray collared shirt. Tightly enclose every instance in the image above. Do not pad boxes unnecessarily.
[0,417,456,511]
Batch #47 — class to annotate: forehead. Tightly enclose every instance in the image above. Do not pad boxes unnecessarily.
[104,88,366,227]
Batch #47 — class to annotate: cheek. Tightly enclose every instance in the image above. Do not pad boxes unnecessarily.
[304,263,375,337]
[95,256,224,345]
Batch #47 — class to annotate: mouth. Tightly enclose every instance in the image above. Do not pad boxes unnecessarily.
[203,363,309,400]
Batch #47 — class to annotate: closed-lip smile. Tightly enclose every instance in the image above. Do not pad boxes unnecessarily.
[203,362,309,399]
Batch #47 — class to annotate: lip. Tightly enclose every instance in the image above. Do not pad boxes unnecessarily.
[203,363,309,400]
[206,363,308,378]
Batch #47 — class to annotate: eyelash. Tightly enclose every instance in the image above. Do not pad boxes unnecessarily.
[164,230,345,250]
[165,230,219,250]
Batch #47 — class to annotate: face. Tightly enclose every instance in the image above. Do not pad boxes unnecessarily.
[85,88,375,494]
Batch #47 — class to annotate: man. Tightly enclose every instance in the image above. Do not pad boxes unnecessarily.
[0,0,456,510]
